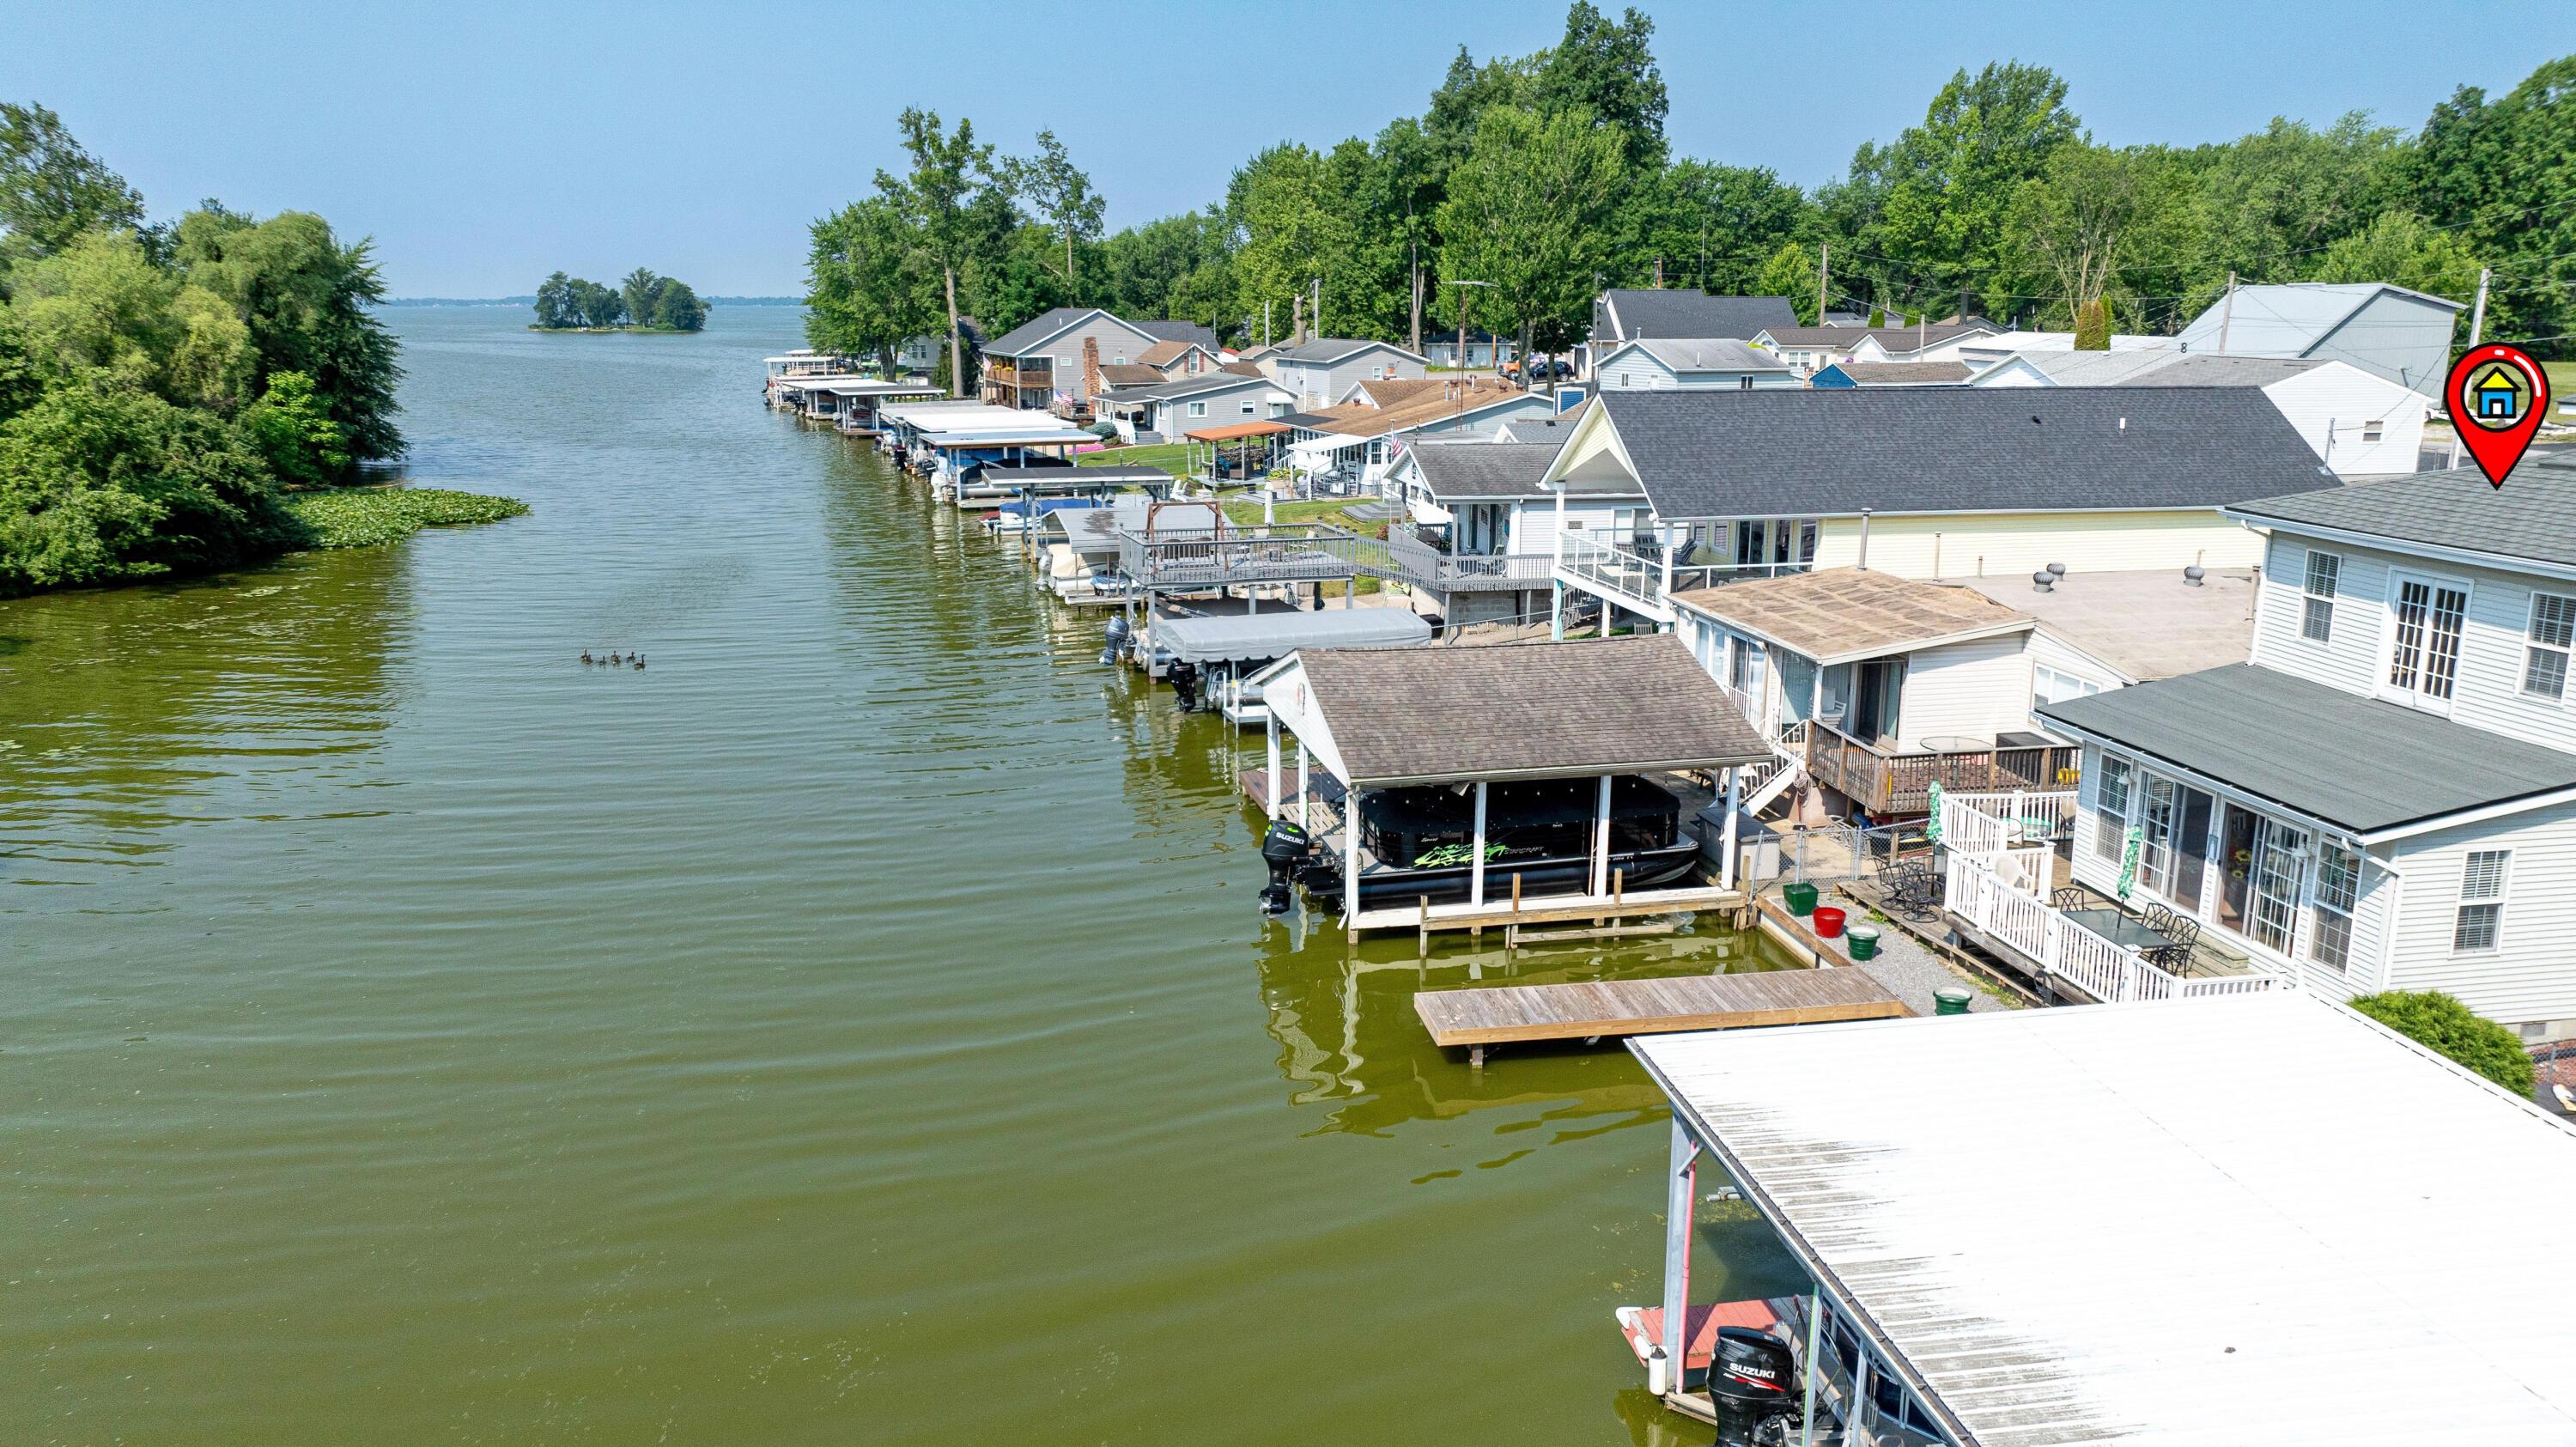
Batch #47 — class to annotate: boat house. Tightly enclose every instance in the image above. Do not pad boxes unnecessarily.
[1621,993,2576,1442]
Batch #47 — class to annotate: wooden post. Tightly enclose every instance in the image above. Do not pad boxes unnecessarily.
[1297,740,1310,831]
[1721,766,1743,891]
[1265,714,1281,820]
[1470,780,1490,908]
[1659,1117,1698,1396]
[1418,895,1430,956]
[1592,775,1613,897]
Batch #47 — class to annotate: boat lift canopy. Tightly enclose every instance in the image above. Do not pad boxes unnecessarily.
[1154,606,1430,666]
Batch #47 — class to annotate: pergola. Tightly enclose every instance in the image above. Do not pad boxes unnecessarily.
[1248,634,1772,936]
[1183,419,1290,483]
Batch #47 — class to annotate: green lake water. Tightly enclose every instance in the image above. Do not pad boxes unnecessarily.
[0,305,1802,1445]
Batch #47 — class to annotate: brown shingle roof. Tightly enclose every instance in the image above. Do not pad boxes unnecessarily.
[1219,360,1264,378]
[1309,377,1537,437]
[1669,568,2032,665]
[1138,339,1200,367]
[1098,363,1162,387]
[1291,635,1771,786]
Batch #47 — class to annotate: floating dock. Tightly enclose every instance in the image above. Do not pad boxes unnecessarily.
[1413,967,1905,1061]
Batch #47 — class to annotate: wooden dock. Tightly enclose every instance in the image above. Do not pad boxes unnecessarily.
[1413,967,1906,1056]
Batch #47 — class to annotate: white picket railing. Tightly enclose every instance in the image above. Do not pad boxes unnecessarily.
[1938,789,2078,856]
[1944,852,2275,1003]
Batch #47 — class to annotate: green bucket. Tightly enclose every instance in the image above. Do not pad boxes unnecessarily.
[1783,881,1820,916]
[1846,924,1880,961]
[1933,987,1973,1017]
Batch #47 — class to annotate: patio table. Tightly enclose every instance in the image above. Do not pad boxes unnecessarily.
[2062,906,2183,957]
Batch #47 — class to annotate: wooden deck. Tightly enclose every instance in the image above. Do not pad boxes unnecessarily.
[1413,966,1905,1048]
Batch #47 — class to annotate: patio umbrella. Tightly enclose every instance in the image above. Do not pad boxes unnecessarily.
[1924,780,1944,844]
[2117,826,2143,902]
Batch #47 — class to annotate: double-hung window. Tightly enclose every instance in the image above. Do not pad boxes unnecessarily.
[2311,842,2361,973]
[1188,400,1207,418]
[2093,756,2134,865]
[2524,593,2574,701]
[2300,551,2340,643]
[2454,850,2511,953]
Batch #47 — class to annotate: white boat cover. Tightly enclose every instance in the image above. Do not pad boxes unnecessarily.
[1156,607,1431,665]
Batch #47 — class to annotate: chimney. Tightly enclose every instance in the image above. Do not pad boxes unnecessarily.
[1082,336,1102,406]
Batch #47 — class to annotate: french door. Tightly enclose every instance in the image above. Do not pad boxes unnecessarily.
[2386,575,2469,711]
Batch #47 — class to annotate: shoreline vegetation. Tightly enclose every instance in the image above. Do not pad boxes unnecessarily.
[533,269,706,333]
[279,486,528,550]
[1,101,421,599]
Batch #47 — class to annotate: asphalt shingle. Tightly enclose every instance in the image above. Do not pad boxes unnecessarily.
[1597,291,1798,341]
[2227,458,2576,572]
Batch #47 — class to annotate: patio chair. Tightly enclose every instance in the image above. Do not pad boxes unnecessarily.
[1880,857,1939,916]
[2141,902,2178,935]
[2050,887,2087,912]
[2144,916,2201,972]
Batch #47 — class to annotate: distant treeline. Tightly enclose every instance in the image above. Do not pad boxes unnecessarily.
[532,270,708,331]
[808,3,2574,364]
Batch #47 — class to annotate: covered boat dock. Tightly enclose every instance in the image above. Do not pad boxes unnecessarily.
[1249,634,1771,939]
[1153,606,1431,726]
[1622,994,2576,1442]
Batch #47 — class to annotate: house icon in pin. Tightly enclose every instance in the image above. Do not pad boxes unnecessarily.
[2473,364,2522,421]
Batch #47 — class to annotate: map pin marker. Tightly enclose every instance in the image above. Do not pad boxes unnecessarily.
[2445,343,2551,489]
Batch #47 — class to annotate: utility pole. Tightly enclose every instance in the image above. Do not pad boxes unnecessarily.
[2448,266,2493,471]
[1654,257,1663,288]
[2215,271,2238,353]
[1264,300,1272,350]
[1815,242,1829,325]
[1444,278,1493,377]
[1311,277,1323,338]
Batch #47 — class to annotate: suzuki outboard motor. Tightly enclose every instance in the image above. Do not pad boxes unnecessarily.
[1168,660,1202,713]
[1259,819,1312,915]
[1099,612,1132,667]
[1707,1328,1803,1447]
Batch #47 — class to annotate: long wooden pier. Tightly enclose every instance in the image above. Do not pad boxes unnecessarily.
[1413,967,1906,1062]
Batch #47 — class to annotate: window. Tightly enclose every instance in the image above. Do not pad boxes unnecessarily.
[1240,402,1256,416]
[2455,849,2511,952]
[2245,818,2306,954]
[1738,375,1753,391]
[2300,551,2340,642]
[2094,756,2134,863]
[2033,665,2104,714]
[2388,576,2469,705]
[2362,420,2384,442]
[2524,593,2574,701]
[2312,842,2361,973]
[1188,401,1207,418]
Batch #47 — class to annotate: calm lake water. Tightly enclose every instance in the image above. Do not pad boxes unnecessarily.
[0,304,1800,1445]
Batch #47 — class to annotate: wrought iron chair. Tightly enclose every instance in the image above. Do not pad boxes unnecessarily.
[2141,902,2178,936]
[2144,916,2202,973]
[2050,887,2087,912]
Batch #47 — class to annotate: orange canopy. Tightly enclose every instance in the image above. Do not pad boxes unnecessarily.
[1183,420,1291,441]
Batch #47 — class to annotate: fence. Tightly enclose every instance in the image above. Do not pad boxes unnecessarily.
[1936,789,2078,856]
[1943,850,2275,1003]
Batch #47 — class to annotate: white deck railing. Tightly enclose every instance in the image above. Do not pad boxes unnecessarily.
[1937,789,2078,856]
[1944,851,2275,1002]
[1555,533,1814,615]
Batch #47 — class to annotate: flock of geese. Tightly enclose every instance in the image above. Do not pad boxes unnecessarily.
[580,651,645,670]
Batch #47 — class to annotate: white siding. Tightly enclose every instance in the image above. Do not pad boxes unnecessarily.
[1895,634,2033,750]
[1806,510,2265,580]
[2382,799,2576,1027]
[2314,289,2460,399]
[2262,366,2429,477]
[1513,497,1630,557]
[2252,533,2576,755]
[1600,353,1681,390]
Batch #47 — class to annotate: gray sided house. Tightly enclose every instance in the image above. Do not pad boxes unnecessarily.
[1262,338,1429,410]
[2173,282,2464,398]
[1589,290,1798,346]
[1097,371,1291,443]
[979,307,1162,410]
[1393,440,1642,628]
[1592,338,1801,392]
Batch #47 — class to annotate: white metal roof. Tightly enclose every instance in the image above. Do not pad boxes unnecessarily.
[1632,994,2576,1446]
[2173,282,2464,357]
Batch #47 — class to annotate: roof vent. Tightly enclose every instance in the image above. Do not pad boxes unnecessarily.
[2118,416,2128,433]
[2184,564,2207,587]
[2031,415,2044,425]
[2032,569,2056,593]
[2046,562,2067,577]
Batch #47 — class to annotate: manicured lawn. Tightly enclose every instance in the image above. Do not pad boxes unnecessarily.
[2547,362,2575,395]
[1078,442,1194,472]
[1218,497,1370,528]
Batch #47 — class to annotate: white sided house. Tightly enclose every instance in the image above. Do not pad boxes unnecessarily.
[1387,439,1643,628]
[1261,337,1429,410]
[2023,459,2576,1037]
[1590,338,1799,392]
[1969,350,2431,478]
[2172,281,2466,398]
[1538,386,2334,633]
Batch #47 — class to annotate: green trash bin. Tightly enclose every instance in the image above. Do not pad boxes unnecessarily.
[1846,924,1880,961]
[1933,987,1973,1016]
[1783,881,1820,916]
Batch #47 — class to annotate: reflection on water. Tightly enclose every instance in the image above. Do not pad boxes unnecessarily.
[0,304,1806,1447]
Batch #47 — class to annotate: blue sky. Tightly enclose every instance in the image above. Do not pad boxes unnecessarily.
[4,1,2567,297]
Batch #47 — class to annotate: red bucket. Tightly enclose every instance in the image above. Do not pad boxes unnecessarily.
[1811,905,1847,939]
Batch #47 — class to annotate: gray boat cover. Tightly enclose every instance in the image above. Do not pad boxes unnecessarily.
[1157,607,1431,664]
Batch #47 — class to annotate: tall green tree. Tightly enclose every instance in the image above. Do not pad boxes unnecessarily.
[808,196,941,373]
[2410,57,2576,345]
[534,271,578,330]
[1753,240,1822,324]
[0,101,146,273]
[171,205,404,464]
[2182,114,2408,299]
[1099,210,1233,337]
[1627,160,1813,293]
[2309,211,2484,317]
[1230,143,1354,341]
[1364,119,1443,352]
[2004,143,2200,330]
[620,268,667,328]
[9,229,253,410]
[1435,105,1626,373]
[1007,129,1105,289]
[1424,46,1541,173]
[1531,3,1668,174]
[878,109,1012,397]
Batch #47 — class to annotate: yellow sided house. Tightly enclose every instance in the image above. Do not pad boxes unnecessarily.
[1536,386,2335,632]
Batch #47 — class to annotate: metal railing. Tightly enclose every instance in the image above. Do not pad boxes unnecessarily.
[1807,723,2081,818]
[1115,524,1390,589]
[1380,531,1557,592]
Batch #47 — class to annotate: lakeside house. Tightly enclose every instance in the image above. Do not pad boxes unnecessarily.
[1422,328,1516,369]
[1385,436,1642,628]
[1536,386,2333,633]
[977,307,1163,410]
[1970,350,2431,477]
[1094,370,1292,444]
[1617,994,2576,1442]
[1965,459,2576,1034]
[1258,337,1431,410]
[1583,289,1797,377]
[1751,320,1998,378]
[2172,281,2466,398]
[1282,376,1558,495]
[1591,338,1799,392]
[1672,564,2254,820]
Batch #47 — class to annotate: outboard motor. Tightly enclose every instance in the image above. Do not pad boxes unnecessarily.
[1168,660,1202,713]
[1706,1328,1804,1446]
[1259,820,1313,914]
[1099,612,1132,667]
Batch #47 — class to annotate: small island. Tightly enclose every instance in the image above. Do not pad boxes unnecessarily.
[532,270,708,332]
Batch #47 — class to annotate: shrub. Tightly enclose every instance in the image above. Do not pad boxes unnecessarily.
[2348,990,2535,1095]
